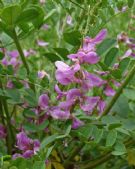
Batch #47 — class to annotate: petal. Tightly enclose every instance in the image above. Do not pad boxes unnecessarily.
[84,52,99,64]
[92,29,107,44]
[80,96,100,112]
[86,72,106,87]
[72,118,84,129]
[38,94,49,109]
[23,150,34,158]
[16,132,31,151]
[104,86,116,96]
[55,61,70,71]
[50,107,70,120]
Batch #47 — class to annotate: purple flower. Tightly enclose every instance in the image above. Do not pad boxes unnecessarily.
[104,85,116,96]
[54,84,67,100]
[16,132,31,151]
[85,72,106,88]
[72,118,84,129]
[12,153,22,159]
[38,94,49,110]
[68,51,99,64]
[8,50,19,58]
[23,49,36,57]
[50,107,70,120]
[66,15,72,25]
[55,61,80,85]
[1,57,8,66]
[14,131,40,159]
[33,139,40,152]
[82,29,107,52]
[6,80,14,89]
[66,88,82,101]
[37,40,49,47]
[40,0,46,4]
[38,70,48,79]
[80,96,100,113]
[41,24,50,30]
[92,29,107,44]
[97,100,106,114]
[22,150,34,158]
[9,58,18,67]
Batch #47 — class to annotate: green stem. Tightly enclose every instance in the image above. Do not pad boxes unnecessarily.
[68,0,85,10]
[63,143,83,169]
[84,5,91,36]
[101,63,135,116]
[12,29,35,91]
[79,139,134,169]
[13,29,30,74]
[0,80,15,154]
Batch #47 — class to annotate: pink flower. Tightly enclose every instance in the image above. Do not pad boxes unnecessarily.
[37,40,49,47]
[54,84,67,100]
[85,72,106,88]
[14,131,40,159]
[104,85,116,96]
[1,57,8,66]
[68,51,99,64]
[6,80,14,89]
[66,15,72,25]
[97,100,106,114]
[8,50,19,58]
[16,132,31,151]
[38,94,49,110]
[72,118,84,129]
[80,96,100,113]
[50,107,70,120]
[55,61,80,85]
[38,70,48,79]
[40,0,46,4]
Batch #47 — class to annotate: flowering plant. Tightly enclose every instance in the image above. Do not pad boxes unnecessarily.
[0,0,135,169]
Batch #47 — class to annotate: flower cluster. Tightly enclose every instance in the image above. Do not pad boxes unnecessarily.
[13,131,40,159]
[36,29,120,129]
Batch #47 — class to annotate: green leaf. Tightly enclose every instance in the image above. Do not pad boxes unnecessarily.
[124,88,135,100]
[0,52,4,60]
[41,134,59,149]
[97,38,116,56]
[64,30,81,46]
[119,58,130,73]
[33,161,45,169]
[93,127,103,143]
[128,0,134,8]
[44,53,61,62]
[75,124,94,140]
[16,6,44,28]
[16,8,39,23]
[23,109,36,118]
[112,95,130,117]
[56,125,71,139]
[24,120,49,132]
[0,5,21,26]
[44,9,57,22]
[5,89,21,104]
[106,130,117,147]
[102,115,120,124]
[112,142,126,156]
[24,89,38,107]
[104,47,119,66]
[53,48,69,60]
